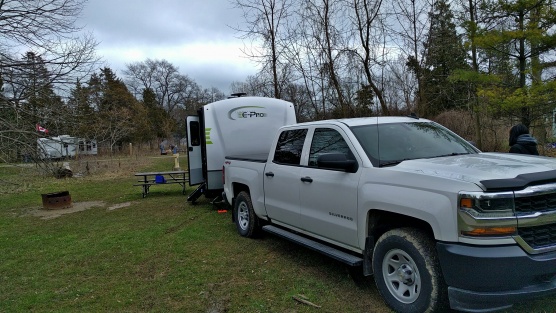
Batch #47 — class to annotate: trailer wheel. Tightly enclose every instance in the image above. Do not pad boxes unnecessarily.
[234,191,261,238]
[372,228,447,313]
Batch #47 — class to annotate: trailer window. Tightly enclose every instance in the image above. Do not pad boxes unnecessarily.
[189,121,201,146]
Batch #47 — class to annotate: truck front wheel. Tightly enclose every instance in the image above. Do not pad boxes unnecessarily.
[372,228,447,313]
[234,191,261,238]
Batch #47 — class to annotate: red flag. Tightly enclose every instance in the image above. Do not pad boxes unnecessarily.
[36,124,48,134]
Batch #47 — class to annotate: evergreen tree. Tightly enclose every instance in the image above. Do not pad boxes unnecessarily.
[67,79,95,139]
[354,84,375,117]
[142,88,174,140]
[421,0,470,117]
[86,67,149,152]
[19,52,66,133]
[476,0,556,127]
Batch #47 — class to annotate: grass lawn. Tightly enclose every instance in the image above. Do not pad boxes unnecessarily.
[0,155,554,312]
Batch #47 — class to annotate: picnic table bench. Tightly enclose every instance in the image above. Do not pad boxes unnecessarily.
[134,170,188,198]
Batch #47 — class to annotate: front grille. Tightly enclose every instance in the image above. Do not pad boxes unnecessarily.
[515,193,556,214]
[518,224,556,249]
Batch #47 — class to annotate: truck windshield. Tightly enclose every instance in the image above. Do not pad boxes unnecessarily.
[351,122,479,167]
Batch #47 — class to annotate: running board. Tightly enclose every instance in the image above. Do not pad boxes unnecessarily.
[262,225,363,266]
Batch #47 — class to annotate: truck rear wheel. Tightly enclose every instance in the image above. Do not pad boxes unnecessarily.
[372,228,447,313]
[234,191,261,238]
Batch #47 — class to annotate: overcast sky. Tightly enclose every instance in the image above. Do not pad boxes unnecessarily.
[79,0,258,93]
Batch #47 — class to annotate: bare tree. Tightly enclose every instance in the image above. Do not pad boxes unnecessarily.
[0,0,99,90]
[231,73,276,97]
[455,0,484,149]
[382,57,418,113]
[349,0,390,115]
[278,12,327,119]
[232,0,435,119]
[231,0,294,99]
[235,0,391,119]
[124,59,203,116]
[387,0,432,116]
[0,0,100,166]
[300,0,351,116]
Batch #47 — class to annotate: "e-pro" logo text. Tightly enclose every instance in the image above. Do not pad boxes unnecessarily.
[228,106,268,120]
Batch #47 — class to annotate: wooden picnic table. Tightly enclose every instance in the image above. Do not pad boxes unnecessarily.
[134,170,188,198]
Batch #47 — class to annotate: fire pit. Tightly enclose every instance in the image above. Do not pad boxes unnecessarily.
[41,191,72,210]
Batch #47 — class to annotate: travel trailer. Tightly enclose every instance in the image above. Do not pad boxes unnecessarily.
[78,139,98,156]
[37,136,97,159]
[186,94,296,203]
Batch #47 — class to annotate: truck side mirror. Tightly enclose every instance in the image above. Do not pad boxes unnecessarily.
[317,153,358,173]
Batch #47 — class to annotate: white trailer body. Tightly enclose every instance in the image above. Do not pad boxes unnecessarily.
[38,136,96,159]
[186,96,296,202]
[37,136,77,159]
[37,138,65,159]
[78,139,98,155]
[58,135,78,157]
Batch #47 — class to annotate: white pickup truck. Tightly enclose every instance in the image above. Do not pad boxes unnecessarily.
[222,116,556,312]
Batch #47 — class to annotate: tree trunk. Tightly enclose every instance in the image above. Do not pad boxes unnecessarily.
[468,0,483,150]
[518,9,530,127]
[322,0,347,115]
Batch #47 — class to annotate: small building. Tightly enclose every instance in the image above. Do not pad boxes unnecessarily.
[37,136,97,159]
[78,139,98,156]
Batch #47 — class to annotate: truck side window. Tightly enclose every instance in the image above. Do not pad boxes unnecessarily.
[273,129,307,165]
[309,128,353,167]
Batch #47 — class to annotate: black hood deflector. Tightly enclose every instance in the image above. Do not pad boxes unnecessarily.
[480,170,556,192]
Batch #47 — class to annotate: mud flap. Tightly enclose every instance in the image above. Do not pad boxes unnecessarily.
[363,235,375,276]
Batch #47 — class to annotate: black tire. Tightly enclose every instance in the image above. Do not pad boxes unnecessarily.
[233,191,261,238]
[372,228,447,313]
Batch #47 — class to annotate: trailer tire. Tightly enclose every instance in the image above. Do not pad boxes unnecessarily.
[372,228,447,313]
[234,191,261,238]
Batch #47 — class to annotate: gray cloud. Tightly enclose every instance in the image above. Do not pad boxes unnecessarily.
[80,0,256,93]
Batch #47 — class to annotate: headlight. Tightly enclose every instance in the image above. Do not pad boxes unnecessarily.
[458,192,517,237]
[460,196,514,218]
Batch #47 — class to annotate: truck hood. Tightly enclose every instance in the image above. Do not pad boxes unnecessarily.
[390,153,556,190]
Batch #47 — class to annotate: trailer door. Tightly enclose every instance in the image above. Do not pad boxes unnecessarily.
[186,116,204,185]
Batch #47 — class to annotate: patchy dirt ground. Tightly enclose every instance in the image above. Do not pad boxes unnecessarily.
[21,201,133,220]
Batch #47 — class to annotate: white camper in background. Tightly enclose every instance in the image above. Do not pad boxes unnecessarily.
[186,94,296,203]
[37,135,78,159]
[58,135,78,157]
[78,139,98,155]
[37,136,97,159]
[37,137,65,159]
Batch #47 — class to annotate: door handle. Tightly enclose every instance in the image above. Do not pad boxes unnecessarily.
[301,176,313,183]
[265,172,275,177]
[188,147,193,151]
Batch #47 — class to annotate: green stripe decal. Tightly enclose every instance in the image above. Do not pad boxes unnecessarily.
[205,128,212,144]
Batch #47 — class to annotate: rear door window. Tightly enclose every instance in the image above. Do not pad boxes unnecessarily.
[273,129,308,165]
